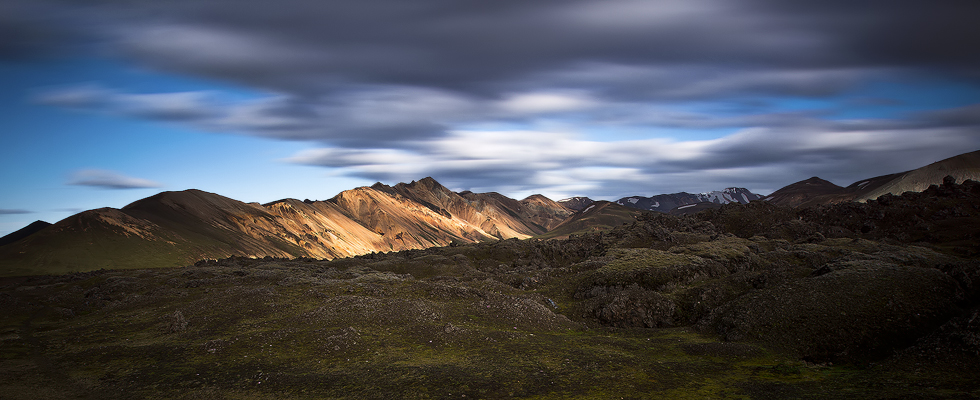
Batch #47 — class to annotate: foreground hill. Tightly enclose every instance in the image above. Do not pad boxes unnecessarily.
[0,178,571,277]
[767,149,980,207]
[2,177,977,398]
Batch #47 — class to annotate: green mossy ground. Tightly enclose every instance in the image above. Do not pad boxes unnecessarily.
[2,237,978,399]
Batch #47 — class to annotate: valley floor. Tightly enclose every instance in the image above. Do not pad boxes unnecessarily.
[1,255,977,399]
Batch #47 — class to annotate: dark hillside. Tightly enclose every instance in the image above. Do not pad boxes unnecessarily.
[535,201,641,240]
[701,176,980,256]
[0,220,51,247]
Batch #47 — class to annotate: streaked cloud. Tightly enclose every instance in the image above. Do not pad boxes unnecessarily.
[67,169,161,190]
[6,0,980,199]
[287,113,980,198]
[0,209,32,215]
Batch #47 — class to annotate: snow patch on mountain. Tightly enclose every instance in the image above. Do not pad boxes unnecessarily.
[614,187,763,213]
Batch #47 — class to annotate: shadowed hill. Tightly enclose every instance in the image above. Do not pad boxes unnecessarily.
[536,201,642,240]
[767,149,980,207]
[0,220,51,247]
[856,149,980,201]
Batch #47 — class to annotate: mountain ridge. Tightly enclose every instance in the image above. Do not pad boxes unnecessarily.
[767,149,980,207]
[0,178,572,276]
[5,149,980,277]
[614,187,763,212]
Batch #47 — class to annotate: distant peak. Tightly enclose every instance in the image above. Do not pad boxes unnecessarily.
[395,177,450,193]
[522,194,549,201]
[414,177,446,190]
[797,177,839,186]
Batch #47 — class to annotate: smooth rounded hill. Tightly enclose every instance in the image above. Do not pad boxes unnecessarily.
[763,177,850,208]
[766,148,980,208]
[856,149,980,202]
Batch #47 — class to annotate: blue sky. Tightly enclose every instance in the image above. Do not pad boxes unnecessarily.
[2,0,980,237]
[0,58,366,235]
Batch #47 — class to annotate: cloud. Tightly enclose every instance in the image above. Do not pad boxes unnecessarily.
[9,0,980,199]
[32,84,112,108]
[917,104,980,127]
[10,0,979,94]
[287,112,980,199]
[496,92,598,114]
[0,209,32,215]
[35,85,219,121]
[116,92,222,121]
[67,169,161,189]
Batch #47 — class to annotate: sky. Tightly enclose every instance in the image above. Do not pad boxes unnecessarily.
[2,0,980,236]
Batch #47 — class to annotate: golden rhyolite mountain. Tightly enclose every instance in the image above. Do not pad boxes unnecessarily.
[0,177,572,276]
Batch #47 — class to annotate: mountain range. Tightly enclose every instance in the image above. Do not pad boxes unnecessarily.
[557,187,765,214]
[2,149,979,277]
[0,178,573,276]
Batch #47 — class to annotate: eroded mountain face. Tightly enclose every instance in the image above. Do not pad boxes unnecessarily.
[0,178,572,276]
[557,196,594,211]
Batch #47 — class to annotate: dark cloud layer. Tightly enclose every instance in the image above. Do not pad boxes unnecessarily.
[9,0,980,93]
[5,0,980,197]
